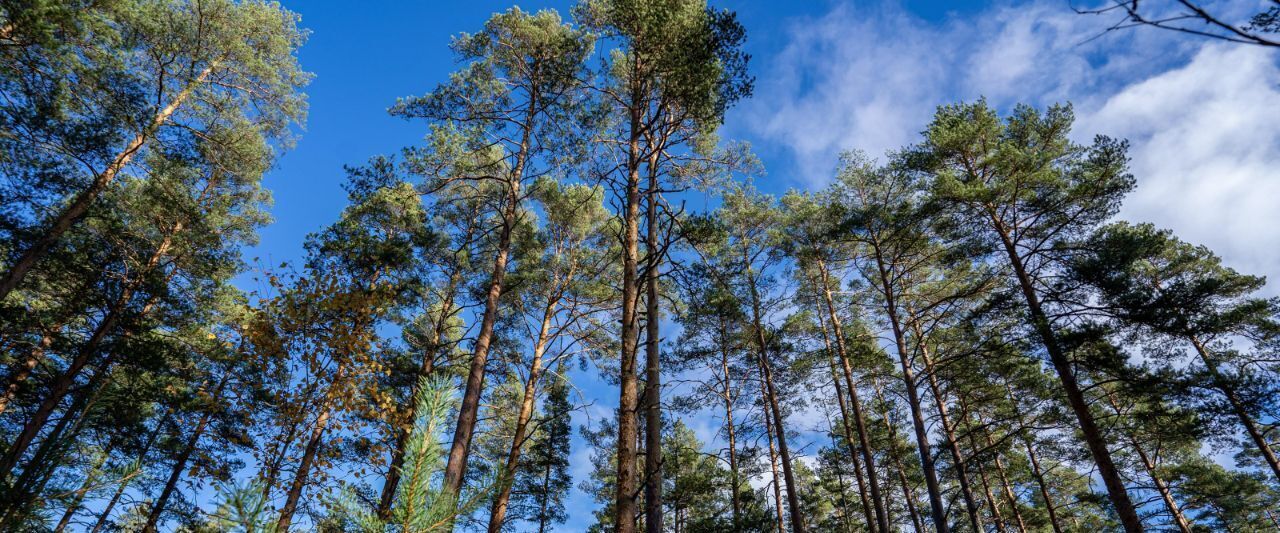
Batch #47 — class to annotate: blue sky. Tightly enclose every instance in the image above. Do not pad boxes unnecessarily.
[252,0,1280,530]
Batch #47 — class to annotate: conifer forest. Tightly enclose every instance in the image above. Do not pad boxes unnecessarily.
[2,0,1279,531]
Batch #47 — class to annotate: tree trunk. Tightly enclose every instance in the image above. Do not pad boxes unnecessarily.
[142,374,229,532]
[745,264,805,533]
[986,432,1029,533]
[914,328,983,533]
[990,219,1142,532]
[276,364,343,532]
[0,62,217,302]
[379,270,461,517]
[91,414,166,533]
[0,329,56,416]
[718,318,742,529]
[868,243,949,533]
[1003,380,1063,533]
[442,84,540,500]
[1188,336,1280,484]
[487,300,557,533]
[872,376,925,533]
[613,96,644,533]
[759,386,785,533]
[642,161,664,533]
[816,261,889,532]
[814,297,876,532]
[1101,390,1193,533]
[52,443,112,533]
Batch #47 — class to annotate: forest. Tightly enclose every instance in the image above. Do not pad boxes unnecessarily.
[1,0,1278,531]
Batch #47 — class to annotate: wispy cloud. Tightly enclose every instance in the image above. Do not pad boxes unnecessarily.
[739,0,1280,286]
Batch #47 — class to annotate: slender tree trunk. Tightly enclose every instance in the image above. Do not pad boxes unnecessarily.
[379,271,461,516]
[872,372,925,533]
[816,261,889,533]
[91,414,166,533]
[745,266,805,533]
[955,392,1006,532]
[260,398,307,503]
[142,375,229,532]
[815,298,876,532]
[0,329,56,416]
[52,443,112,533]
[986,431,1029,533]
[868,244,949,533]
[613,94,644,533]
[1101,391,1193,533]
[717,317,742,529]
[277,365,343,532]
[973,450,1007,533]
[823,411,857,533]
[0,62,217,302]
[759,387,785,533]
[537,454,554,533]
[914,329,983,533]
[1188,336,1280,484]
[642,161,663,533]
[442,84,540,499]
[1003,381,1063,533]
[487,300,558,533]
[990,219,1142,532]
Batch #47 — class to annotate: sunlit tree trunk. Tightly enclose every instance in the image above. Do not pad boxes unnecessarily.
[0,63,217,301]
[487,299,558,532]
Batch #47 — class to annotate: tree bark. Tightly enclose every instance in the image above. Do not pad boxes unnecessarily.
[987,432,1029,533]
[613,88,644,533]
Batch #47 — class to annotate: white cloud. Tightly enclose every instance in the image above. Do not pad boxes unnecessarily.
[741,0,1280,288]
[1078,45,1280,289]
